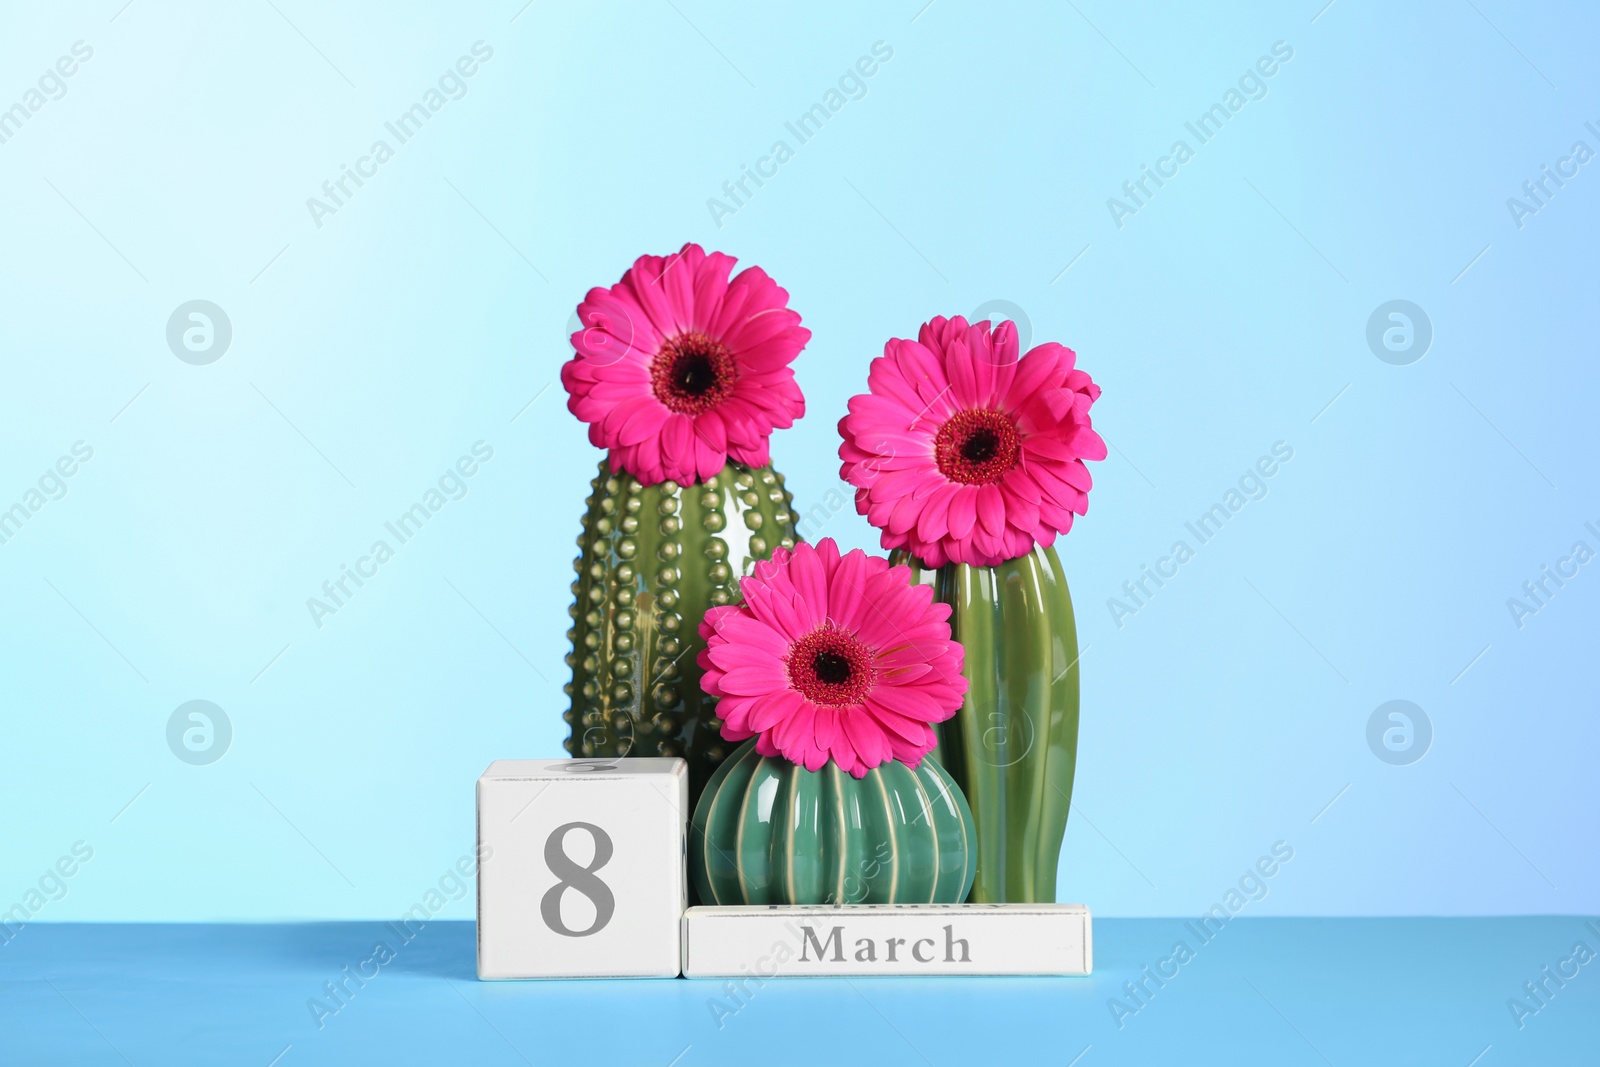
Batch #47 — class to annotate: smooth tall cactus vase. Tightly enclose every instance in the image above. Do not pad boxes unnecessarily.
[898,545,1079,902]
[693,538,975,902]
[562,458,796,798]
[692,739,976,905]
[839,314,1107,902]
[558,243,811,804]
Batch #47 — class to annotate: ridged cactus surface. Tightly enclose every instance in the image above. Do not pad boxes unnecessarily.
[898,542,1080,903]
[691,739,977,905]
[563,458,797,802]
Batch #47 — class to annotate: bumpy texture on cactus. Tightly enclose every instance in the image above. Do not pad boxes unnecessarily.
[898,542,1080,903]
[563,458,797,803]
[692,739,977,905]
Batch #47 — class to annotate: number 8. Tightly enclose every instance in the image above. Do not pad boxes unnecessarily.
[540,822,616,937]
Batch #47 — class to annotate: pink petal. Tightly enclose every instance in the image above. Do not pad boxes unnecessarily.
[716,665,789,697]
[976,484,1005,538]
[947,487,978,541]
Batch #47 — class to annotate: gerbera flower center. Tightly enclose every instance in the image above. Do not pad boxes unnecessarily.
[934,408,1021,485]
[651,331,736,415]
[785,626,875,706]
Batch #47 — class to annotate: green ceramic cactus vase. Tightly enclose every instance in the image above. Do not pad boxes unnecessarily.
[562,457,797,805]
[897,542,1081,903]
[691,739,977,906]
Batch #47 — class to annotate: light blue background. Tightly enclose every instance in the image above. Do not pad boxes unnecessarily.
[2,0,1595,929]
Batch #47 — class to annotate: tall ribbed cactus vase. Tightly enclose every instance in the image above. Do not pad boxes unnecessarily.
[897,542,1080,903]
[563,457,797,806]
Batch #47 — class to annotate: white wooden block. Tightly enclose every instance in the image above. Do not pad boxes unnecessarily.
[682,904,1092,977]
[476,757,687,979]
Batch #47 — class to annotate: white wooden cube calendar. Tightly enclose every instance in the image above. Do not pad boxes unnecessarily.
[476,757,687,979]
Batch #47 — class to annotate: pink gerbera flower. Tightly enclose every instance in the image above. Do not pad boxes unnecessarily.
[838,315,1107,568]
[697,537,967,777]
[561,243,809,486]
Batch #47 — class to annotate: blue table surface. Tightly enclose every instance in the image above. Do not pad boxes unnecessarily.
[1,919,1595,1066]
